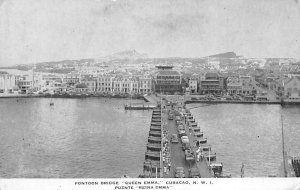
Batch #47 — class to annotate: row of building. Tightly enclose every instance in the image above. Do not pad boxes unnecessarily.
[0,66,180,95]
[1,66,300,99]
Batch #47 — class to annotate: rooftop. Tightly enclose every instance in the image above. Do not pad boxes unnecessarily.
[156,66,174,70]
[75,83,88,88]
[205,72,219,79]
[285,76,300,85]
[157,70,180,76]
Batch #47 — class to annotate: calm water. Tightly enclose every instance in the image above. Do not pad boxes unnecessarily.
[1,98,299,178]
[0,98,151,178]
[188,103,300,177]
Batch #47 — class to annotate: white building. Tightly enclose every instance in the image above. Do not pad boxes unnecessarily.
[82,77,97,92]
[189,77,198,94]
[97,75,113,92]
[138,76,152,94]
[0,74,16,94]
[284,76,300,99]
[17,75,33,93]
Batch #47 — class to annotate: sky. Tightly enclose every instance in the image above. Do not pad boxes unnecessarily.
[0,0,300,66]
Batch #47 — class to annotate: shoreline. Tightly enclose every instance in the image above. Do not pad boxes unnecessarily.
[2,94,300,105]
[0,94,146,100]
[185,100,300,105]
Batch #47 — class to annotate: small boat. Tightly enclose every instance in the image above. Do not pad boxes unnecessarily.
[150,126,161,132]
[151,122,161,126]
[148,136,161,143]
[151,118,161,122]
[145,151,160,161]
[146,143,161,151]
[149,131,161,137]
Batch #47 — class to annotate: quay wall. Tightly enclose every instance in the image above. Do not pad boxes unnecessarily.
[0,94,145,100]
[185,100,300,105]
[185,100,280,104]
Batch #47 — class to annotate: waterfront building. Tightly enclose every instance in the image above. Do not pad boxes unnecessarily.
[188,76,198,94]
[17,75,33,93]
[112,76,121,93]
[284,76,300,99]
[0,74,16,94]
[63,74,81,87]
[227,81,242,95]
[42,74,63,84]
[111,76,132,94]
[130,76,140,94]
[120,77,131,94]
[199,72,225,94]
[240,76,257,95]
[75,83,88,92]
[226,76,258,95]
[154,66,182,94]
[32,73,46,91]
[138,76,152,94]
[82,77,97,92]
[97,74,113,93]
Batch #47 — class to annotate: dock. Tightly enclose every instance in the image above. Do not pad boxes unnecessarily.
[124,104,156,110]
[143,95,160,104]
[140,95,224,178]
[159,97,222,178]
[123,95,161,110]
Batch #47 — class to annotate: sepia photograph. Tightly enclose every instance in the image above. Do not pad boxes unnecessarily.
[0,0,300,189]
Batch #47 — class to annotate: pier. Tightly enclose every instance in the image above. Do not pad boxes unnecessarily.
[124,104,156,110]
[124,95,160,110]
[141,95,223,178]
[160,102,213,178]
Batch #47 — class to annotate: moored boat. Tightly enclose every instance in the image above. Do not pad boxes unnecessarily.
[149,131,161,137]
[148,136,161,143]
[151,122,161,126]
[147,143,161,151]
[150,126,161,131]
[145,151,160,161]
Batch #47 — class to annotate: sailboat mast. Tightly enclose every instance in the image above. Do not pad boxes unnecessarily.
[281,115,287,177]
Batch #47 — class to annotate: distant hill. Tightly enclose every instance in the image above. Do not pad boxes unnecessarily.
[207,52,238,59]
[96,49,148,62]
[0,65,32,71]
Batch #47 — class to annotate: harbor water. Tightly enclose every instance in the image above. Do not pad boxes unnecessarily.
[189,103,300,177]
[1,98,300,177]
[0,98,151,177]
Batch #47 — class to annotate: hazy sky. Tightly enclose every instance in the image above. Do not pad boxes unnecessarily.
[0,0,300,66]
